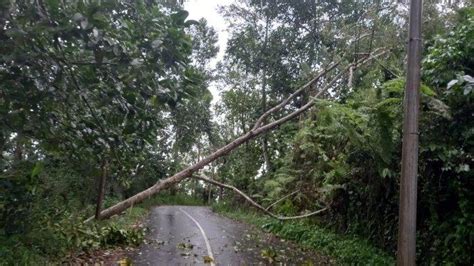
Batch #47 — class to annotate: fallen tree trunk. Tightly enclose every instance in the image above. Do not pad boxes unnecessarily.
[193,175,328,220]
[85,49,386,222]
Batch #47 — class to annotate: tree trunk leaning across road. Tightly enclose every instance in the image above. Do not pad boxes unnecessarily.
[84,49,387,223]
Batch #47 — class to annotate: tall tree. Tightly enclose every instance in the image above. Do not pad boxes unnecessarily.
[0,0,214,222]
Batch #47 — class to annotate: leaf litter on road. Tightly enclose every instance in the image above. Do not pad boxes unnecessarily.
[203,255,214,264]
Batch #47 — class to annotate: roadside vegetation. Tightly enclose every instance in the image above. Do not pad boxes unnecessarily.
[1,0,472,264]
[213,202,394,265]
[210,5,473,265]
[0,193,201,264]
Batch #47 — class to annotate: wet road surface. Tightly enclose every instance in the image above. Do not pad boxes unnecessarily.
[131,206,331,265]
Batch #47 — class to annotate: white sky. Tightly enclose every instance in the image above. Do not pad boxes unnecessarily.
[184,0,234,103]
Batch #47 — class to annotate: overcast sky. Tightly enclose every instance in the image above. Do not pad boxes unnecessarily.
[184,0,234,103]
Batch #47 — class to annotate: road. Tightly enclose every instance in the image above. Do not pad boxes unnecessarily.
[131,206,331,265]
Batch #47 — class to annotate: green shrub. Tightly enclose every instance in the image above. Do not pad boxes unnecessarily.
[98,224,145,247]
[213,203,395,265]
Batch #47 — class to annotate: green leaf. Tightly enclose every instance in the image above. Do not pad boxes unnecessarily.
[447,79,458,89]
[31,162,44,177]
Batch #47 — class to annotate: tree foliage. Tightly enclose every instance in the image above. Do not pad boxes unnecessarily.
[0,0,217,262]
[0,0,472,264]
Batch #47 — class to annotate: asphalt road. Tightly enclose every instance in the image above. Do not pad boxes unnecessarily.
[131,206,331,265]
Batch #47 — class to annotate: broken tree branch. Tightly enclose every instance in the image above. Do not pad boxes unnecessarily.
[348,66,354,89]
[254,48,387,135]
[85,49,387,222]
[252,34,373,132]
[265,190,299,211]
[251,60,342,130]
[193,175,328,220]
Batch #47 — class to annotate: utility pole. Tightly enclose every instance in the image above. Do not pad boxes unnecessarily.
[397,0,422,265]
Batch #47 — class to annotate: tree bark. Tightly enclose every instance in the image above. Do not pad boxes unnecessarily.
[84,50,385,223]
[261,14,272,174]
[95,160,108,219]
[207,184,212,204]
[348,66,354,89]
[397,0,422,265]
[14,134,22,161]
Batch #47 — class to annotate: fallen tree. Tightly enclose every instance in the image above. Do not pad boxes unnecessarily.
[85,48,387,222]
[193,175,327,220]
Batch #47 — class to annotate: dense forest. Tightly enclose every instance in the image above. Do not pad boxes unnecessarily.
[1,0,472,264]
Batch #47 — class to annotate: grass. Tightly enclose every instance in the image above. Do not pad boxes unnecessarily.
[212,202,395,265]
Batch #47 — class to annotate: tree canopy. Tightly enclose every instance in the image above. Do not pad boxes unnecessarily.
[0,0,472,264]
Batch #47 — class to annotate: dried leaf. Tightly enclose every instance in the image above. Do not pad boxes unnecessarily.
[203,255,214,263]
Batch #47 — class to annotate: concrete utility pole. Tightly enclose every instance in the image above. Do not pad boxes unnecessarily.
[397,0,422,265]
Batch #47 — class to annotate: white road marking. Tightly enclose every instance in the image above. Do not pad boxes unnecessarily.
[179,208,216,266]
